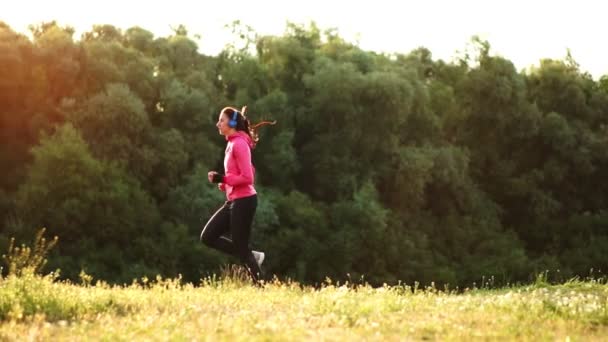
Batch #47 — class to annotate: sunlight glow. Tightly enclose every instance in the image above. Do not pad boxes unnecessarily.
[2,0,606,78]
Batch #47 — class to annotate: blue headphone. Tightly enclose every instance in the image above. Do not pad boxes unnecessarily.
[229,110,239,128]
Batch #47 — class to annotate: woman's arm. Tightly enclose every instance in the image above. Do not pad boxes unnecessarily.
[222,140,254,186]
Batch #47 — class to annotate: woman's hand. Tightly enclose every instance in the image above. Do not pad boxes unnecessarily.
[208,171,218,183]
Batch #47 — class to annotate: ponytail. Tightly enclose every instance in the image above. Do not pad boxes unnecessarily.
[222,106,277,149]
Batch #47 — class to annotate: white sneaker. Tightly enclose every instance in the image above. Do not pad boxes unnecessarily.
[252,250,265,267]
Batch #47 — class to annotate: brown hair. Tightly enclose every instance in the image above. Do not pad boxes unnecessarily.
[221,106,276,148]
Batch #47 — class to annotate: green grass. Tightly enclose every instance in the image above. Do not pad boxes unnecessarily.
[1,272,607,341]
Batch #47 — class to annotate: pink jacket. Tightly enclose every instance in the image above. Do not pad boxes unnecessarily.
[219,131,257,201]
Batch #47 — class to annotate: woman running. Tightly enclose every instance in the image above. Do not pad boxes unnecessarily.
[200,106,275,283]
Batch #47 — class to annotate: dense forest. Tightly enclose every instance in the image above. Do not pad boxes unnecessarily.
[1,21,607,286]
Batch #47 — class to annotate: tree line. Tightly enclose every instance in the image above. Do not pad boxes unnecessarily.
[1,21,607,286]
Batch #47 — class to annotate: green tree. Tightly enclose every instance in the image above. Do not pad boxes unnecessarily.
[66,83,156,181]
[11,124,160,281]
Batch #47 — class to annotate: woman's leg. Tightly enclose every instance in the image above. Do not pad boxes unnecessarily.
[230,195,262,281]
[200,202,237,256]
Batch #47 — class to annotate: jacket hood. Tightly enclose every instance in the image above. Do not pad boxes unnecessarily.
[226,130,255,148]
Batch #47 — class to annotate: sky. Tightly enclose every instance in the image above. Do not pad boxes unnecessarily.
[3,0,606,79]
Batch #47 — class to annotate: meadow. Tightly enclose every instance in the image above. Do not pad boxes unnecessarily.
[1,270,606,341]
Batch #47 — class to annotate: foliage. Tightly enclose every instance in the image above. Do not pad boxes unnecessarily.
[0,21,607,287]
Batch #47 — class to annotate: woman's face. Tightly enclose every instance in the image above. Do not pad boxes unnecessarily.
[216,112,234,136]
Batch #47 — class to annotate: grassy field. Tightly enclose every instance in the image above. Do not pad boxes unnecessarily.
[0,271,607,341]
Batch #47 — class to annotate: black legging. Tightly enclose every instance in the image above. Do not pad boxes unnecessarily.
[200,194,262,282]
